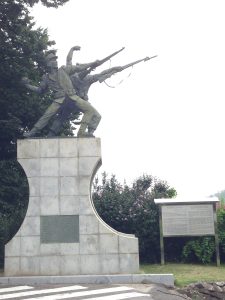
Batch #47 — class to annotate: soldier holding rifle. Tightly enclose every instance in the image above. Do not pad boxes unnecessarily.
[22,46,102,138]
[22,46,156,137]
[48,51,156,137]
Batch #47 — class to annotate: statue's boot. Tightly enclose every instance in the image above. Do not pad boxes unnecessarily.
[87,127,96,137]
[47,129,57,137]
[47,118,62,137]
[77,122,94,138]
[23,102,61,138]
[77,132,95,138]
[23,127,39,138]
[77,111,101,138]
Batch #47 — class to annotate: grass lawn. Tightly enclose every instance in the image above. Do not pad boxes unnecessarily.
[140,263,225,287]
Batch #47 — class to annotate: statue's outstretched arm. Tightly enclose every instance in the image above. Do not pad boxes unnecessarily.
[66,46,81,66]
[21,76,47,94]
[66,45,99,74]
[89,66,123,83]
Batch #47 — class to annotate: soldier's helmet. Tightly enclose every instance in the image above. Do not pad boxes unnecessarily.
[45,50,58,66]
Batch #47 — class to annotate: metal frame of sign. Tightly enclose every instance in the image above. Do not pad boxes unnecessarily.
[155,199,220,266]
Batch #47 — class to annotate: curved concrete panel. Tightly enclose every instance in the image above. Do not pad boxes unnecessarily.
[4,138,139,276]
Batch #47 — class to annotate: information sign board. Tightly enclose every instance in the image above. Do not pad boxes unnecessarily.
[162,204,214,236]
[154,198,220,266]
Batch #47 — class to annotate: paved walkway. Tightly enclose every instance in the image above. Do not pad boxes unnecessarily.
[0,284,153,300]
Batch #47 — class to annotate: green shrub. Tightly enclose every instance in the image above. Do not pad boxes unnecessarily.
[164,237,194,262]
[182,237,215,264]
[217,208,225,260]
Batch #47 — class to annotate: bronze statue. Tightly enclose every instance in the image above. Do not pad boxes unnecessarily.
[22,46,156,138]
[22,47,101,138]
[46,47,125,137]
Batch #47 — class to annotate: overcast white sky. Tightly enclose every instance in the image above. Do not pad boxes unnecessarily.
[31,0,225,197]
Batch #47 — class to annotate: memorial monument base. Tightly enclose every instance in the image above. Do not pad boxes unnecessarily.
[4,138,139,276]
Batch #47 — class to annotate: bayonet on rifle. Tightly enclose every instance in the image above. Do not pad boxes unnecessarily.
[78,47,125,79]
[120,55,157,71]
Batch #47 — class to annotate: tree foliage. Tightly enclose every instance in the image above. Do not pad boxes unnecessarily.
[182,237,215,264]
[0,1,54,158]
[0,0,70,268]
[92,173,225,264]
[217,208,225,261]
[92,172,177,262]
[2,0,69,8]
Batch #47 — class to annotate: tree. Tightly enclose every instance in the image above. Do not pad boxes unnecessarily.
[4,0,70,8]
[1,2,48,158]
[0,0,71,268]
[92,172,177,262]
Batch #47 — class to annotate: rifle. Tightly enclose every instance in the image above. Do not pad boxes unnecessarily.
[98,55,157,84]
[119,55,157,71]
[78,47,125,79]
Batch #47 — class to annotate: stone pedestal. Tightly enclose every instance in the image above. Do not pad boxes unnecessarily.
[5,138,139,276]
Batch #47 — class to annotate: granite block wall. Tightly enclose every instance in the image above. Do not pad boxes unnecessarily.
[4,138,139,276]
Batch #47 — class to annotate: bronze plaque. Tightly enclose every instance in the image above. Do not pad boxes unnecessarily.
[40,215,79,243]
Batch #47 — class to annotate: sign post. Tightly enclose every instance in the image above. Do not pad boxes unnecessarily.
[155,197,220,266]
[159,205,165,265]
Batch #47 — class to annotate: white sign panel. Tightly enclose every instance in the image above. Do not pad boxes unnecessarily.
[162,204,215,236]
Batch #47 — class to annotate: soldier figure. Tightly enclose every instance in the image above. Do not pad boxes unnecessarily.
[22,46,155,138]
[22,47,101,138]
[48,49,154,136]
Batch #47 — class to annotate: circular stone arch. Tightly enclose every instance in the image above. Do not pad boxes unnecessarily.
[0,160,29,268]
